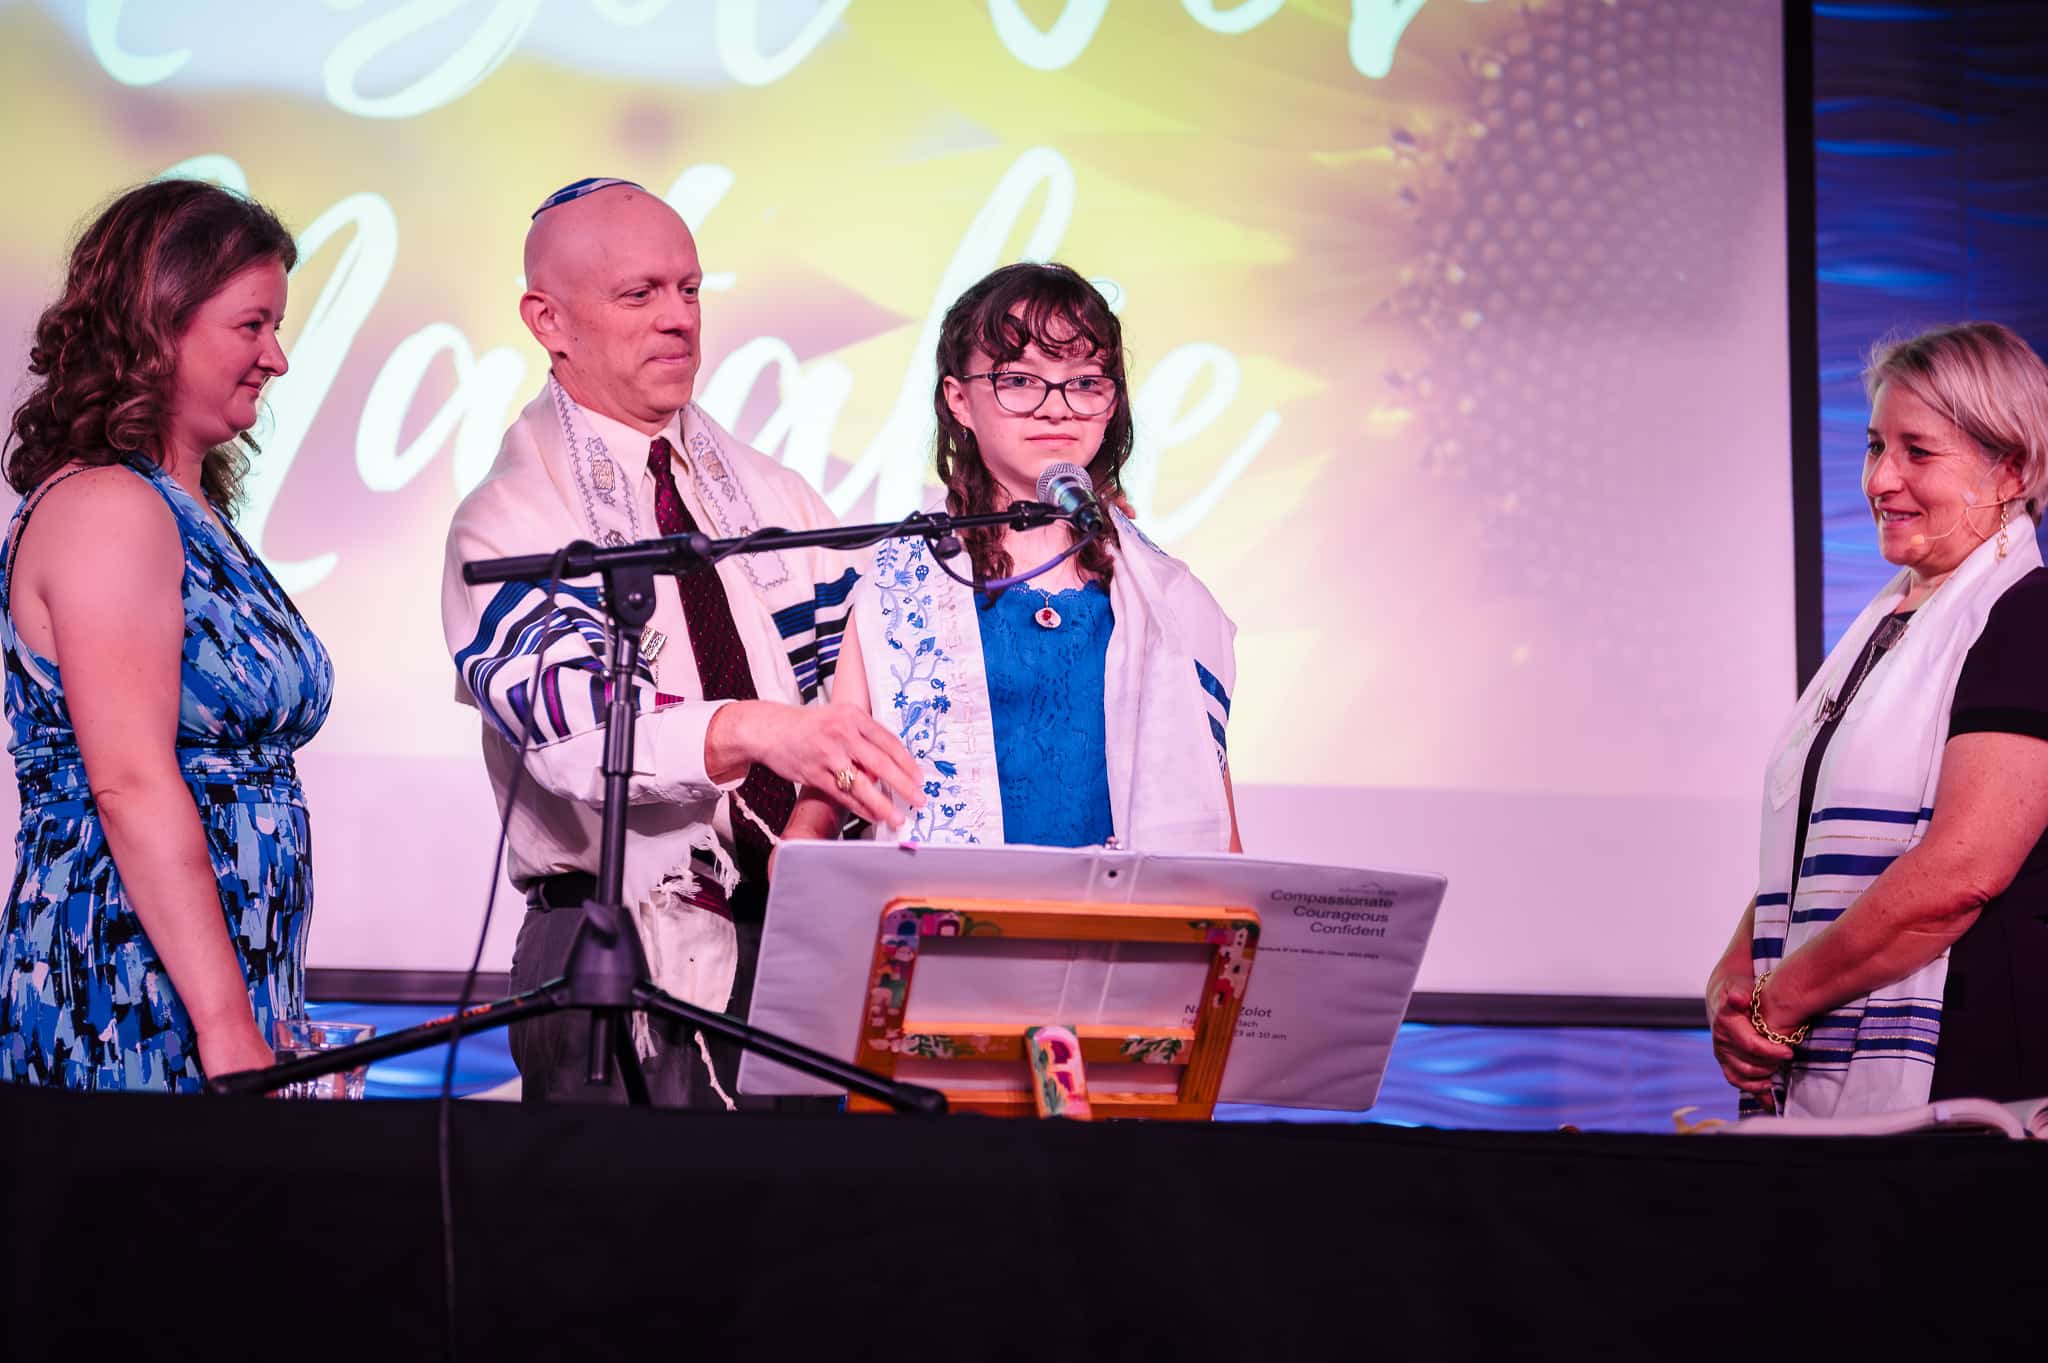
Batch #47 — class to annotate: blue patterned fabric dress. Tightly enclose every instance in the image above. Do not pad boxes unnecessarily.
[0,460,333,1091]
[977,582,1115,847]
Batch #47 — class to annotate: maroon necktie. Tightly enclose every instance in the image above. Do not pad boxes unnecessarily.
[647,436,794,883]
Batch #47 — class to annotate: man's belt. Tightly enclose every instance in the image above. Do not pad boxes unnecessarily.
[525,859,747,917]
[526,871,599,912]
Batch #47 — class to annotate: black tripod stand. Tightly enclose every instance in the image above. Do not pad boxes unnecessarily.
[208,503,1081,1110]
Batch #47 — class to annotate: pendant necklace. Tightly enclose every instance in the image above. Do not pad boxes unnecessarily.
[1814,612,1911,725]
[1029,585,1062,630]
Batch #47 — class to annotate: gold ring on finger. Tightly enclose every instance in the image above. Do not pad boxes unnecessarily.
[833,766,857,793]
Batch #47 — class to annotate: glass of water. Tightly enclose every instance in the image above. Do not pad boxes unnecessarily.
[272,1016,377,1099]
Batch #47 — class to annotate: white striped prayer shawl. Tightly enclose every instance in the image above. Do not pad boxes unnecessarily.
[444,378,857,1039]
[1754,516,2041,1117]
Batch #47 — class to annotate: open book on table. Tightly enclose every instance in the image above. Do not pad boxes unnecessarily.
[1735,1095,2048,1139]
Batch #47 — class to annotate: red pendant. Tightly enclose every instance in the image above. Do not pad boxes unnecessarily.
[1034,605,1062,629]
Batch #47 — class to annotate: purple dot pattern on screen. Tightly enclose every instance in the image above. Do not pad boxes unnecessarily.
[1384,0,1778,680]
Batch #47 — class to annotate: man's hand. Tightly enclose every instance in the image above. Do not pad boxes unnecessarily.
[708,701,925,826]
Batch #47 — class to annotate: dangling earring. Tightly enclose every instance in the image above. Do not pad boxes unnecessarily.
[1998,500,2012,560]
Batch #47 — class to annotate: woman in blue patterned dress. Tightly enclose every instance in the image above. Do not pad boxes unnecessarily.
[784,263,1242,853]
[0,180,333,1091]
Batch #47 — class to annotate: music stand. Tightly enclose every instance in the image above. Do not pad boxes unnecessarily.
[740,842,1449,1116]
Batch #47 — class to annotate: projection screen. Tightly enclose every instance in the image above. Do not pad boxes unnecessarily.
[0,0,1794,997]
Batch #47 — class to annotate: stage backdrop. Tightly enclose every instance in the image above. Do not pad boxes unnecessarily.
[0,0,1792,998]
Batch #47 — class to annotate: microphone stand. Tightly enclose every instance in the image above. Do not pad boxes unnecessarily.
[209,502,1083,1111]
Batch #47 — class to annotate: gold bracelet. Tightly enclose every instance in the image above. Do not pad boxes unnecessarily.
[1749,971,1810,1047]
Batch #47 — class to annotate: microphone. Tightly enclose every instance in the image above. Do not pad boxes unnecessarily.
[1035,461,1105,535]
[1902,498,2003,547]
[1866,462,2006,547]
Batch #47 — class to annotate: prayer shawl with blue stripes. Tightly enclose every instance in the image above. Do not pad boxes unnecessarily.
[846,506,1237,851]
[1754,519,2042,1117]
[442,377,854,1036]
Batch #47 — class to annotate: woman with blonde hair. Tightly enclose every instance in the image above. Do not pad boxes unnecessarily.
[1709,321,2048,1117]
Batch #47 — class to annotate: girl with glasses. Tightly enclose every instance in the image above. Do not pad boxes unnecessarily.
[783,262,1242,854]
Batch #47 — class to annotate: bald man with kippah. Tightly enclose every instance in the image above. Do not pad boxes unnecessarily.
[441,178,921,1106]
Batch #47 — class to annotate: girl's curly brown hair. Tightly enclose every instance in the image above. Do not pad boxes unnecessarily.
[6,179,298,513]
[934,262,1132,585]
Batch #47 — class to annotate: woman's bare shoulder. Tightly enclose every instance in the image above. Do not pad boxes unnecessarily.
[14,463,182,578]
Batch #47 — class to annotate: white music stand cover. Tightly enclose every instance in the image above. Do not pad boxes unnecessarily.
[738,842,1446,1111]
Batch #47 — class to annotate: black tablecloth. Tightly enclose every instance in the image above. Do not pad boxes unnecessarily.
[5,1083,2045,1361]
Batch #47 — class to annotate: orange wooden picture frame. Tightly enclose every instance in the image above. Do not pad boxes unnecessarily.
[846,896,1260,1119]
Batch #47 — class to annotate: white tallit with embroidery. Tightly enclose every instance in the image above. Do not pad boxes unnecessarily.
[846,507,1236,851]
[1755,518,2041,1117]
